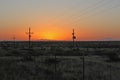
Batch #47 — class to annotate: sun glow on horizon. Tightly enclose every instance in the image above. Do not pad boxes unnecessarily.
[37,31,59,40]
[41,33,56,40]
[34,27,72,41]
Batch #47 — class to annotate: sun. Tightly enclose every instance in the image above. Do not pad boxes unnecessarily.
[40,32,57,40]
[43,33,55,40]
[35,27,71,41]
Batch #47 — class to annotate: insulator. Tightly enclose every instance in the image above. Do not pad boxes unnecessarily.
[73,36,76,39]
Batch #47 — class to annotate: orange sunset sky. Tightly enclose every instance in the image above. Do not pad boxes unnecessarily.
[0,0,120,41]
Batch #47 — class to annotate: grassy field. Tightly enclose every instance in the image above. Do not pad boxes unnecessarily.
[0,41,120,80]
[0,55,120,80]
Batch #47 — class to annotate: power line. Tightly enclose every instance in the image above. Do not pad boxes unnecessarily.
[49,0,114,27]
[68,0,113,24]
[44,0,104,27]
[68,0,107,20]
[74,0,112,19]
[58,0,120,27]
[72,1,120,25]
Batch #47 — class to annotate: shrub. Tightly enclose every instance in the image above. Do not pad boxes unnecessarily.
[107,52,119,61]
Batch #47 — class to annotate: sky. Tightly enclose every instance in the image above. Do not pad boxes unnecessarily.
[0,0,120,41]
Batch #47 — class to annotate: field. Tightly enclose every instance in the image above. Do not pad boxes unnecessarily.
[0,41,120,80]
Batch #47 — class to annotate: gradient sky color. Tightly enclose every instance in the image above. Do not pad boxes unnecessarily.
[0,0,120,41]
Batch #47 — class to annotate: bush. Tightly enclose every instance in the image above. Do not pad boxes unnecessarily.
[107,52,119,61]
[0,49,8,56]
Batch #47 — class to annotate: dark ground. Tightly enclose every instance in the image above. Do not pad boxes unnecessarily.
[0,41,120,80]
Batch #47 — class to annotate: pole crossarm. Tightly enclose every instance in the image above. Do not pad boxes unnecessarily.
[26,27,33,49]
[72,29,76,47]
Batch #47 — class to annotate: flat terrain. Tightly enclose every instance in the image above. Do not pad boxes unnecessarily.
[0,41,120,80]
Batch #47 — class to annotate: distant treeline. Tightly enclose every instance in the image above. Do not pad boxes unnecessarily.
[0,41,120,48]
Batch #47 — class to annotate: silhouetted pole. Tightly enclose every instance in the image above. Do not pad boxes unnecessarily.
[13,35,16,48]
[110,65,111,80]
[72,29,76,48]
[54,53,56,80]
[83,52,85,80]
[108,64,112,80]
[26,27,33,49]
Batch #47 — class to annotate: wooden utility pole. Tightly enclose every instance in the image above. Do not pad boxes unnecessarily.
[26,27,33,49]
[72,29,76,48]
[13,35,16,48]
[108,64,112,80]
[54,53,56,80]
[83,52,85,80]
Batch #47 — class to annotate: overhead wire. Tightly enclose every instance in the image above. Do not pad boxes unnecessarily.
[48,0,109,27]
[72,0,120,26]
[68,0,114,25]
[67,0,107,20]
[41,0,120,33]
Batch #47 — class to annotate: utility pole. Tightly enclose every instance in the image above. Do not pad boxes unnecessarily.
[83,52,85,80]
[54,52,56,80]
[108,64,112,80]
[72,29,76,48]
[13,35,16,48]
[26,27,33,49]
